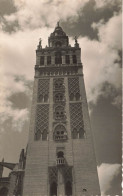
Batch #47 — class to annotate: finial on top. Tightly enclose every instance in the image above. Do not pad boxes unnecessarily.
[74,36,79,47]
[57,21,60,27]
[74,36,78,43]
[37,38,42,49]
[39,38,42,45]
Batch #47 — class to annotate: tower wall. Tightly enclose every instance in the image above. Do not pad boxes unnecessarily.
[23,24,100,196]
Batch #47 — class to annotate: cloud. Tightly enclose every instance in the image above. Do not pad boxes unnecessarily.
[94,0,121,9]
[3,0,90,30]
[98,163,121,195]
[0,74,30,132]
[78,12,122,104]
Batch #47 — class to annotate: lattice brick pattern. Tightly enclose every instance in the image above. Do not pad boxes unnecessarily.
[63,166,73,183]
[49,167,58,183]
[35,104,49,133]
[70,103,84,130]
[68,77,80,95]
[37,79,49,102]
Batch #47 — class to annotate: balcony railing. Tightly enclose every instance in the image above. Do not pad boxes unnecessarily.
[57,158,65,165]
[54,135,67,141]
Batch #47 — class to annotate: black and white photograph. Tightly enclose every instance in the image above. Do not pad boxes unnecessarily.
[0,0,122,195]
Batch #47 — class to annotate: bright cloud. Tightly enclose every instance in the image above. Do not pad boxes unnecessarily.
[3,0,90,29]
[98,163,121,195]
[80,13,122,103]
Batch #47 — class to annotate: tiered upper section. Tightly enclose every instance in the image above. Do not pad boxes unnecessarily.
[35,23,82,77]
[48,22,69,48]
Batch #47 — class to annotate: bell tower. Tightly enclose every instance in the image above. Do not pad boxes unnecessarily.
[23,23,100,196]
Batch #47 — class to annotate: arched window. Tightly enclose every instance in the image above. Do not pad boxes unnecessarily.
[65,55,70,64]
[40,56,44,65]
[65,181,72,196]
[57,151,65,165]
[44,94,48,102]
[50,182,57,196]
[42,129,47,141]
[79,128,85,139]
[38,94,43,102]
[70,93,74,101]
[47,56,51,65]
[55,52,62,64]
[76,93,80,101]
[35,130,41,140]
[72,128,78,139]
[72,55,77,64]
[0,187,8,196]
[54,80,64,90]
[54,125,67,141]
[57,151,64,158]
[55,106,65,120]
[54,93,64,102]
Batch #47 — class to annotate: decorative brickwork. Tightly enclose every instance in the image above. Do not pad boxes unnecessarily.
[53,124,67,141]
[35,104,49,140]
[49,167,58,184]
[53,78,64,91]
[70,103,85,139]
[37,79,49,102]
[68,77,81,101]
[63,166,72,183]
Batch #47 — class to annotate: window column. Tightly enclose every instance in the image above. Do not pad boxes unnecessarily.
[62,55,65,64]
[44,56,47,66]
[51,55,55,65]
[70,55,73,64]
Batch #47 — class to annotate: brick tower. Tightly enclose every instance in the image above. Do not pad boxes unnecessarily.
[23,23,100,196]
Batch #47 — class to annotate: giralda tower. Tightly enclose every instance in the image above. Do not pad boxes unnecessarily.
[23,23,100,196]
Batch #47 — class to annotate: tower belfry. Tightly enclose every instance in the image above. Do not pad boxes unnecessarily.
[23,24,100,196]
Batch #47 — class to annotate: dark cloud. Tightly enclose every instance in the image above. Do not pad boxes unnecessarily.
[61,0,121,39]
[0,0,16,16]
[90,94,122,165]
[9,92,31,109]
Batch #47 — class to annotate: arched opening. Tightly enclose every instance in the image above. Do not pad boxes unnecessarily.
[54,93,64,102]
[54,125,67,141]
[44,94,48,102]
[55,52,62,64]
[72,129,78,139]
[57,151,64,158]
[70,93,74,101]
[0,187,8,196]
[65,55,70,64]
[55,106,65,120]
[54,79,63,90]
[40,56,44,65]
[72,55,77,64]
[65,181,72,196]
[50,182,57,196]
[38,94,43,102]
[42,129,47,141]
[47,56,51,65]
[76,93,80,101]
[79,128,85,139]
[35,130,41,140]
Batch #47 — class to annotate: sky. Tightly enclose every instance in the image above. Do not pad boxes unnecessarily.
[0,0,122,195]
